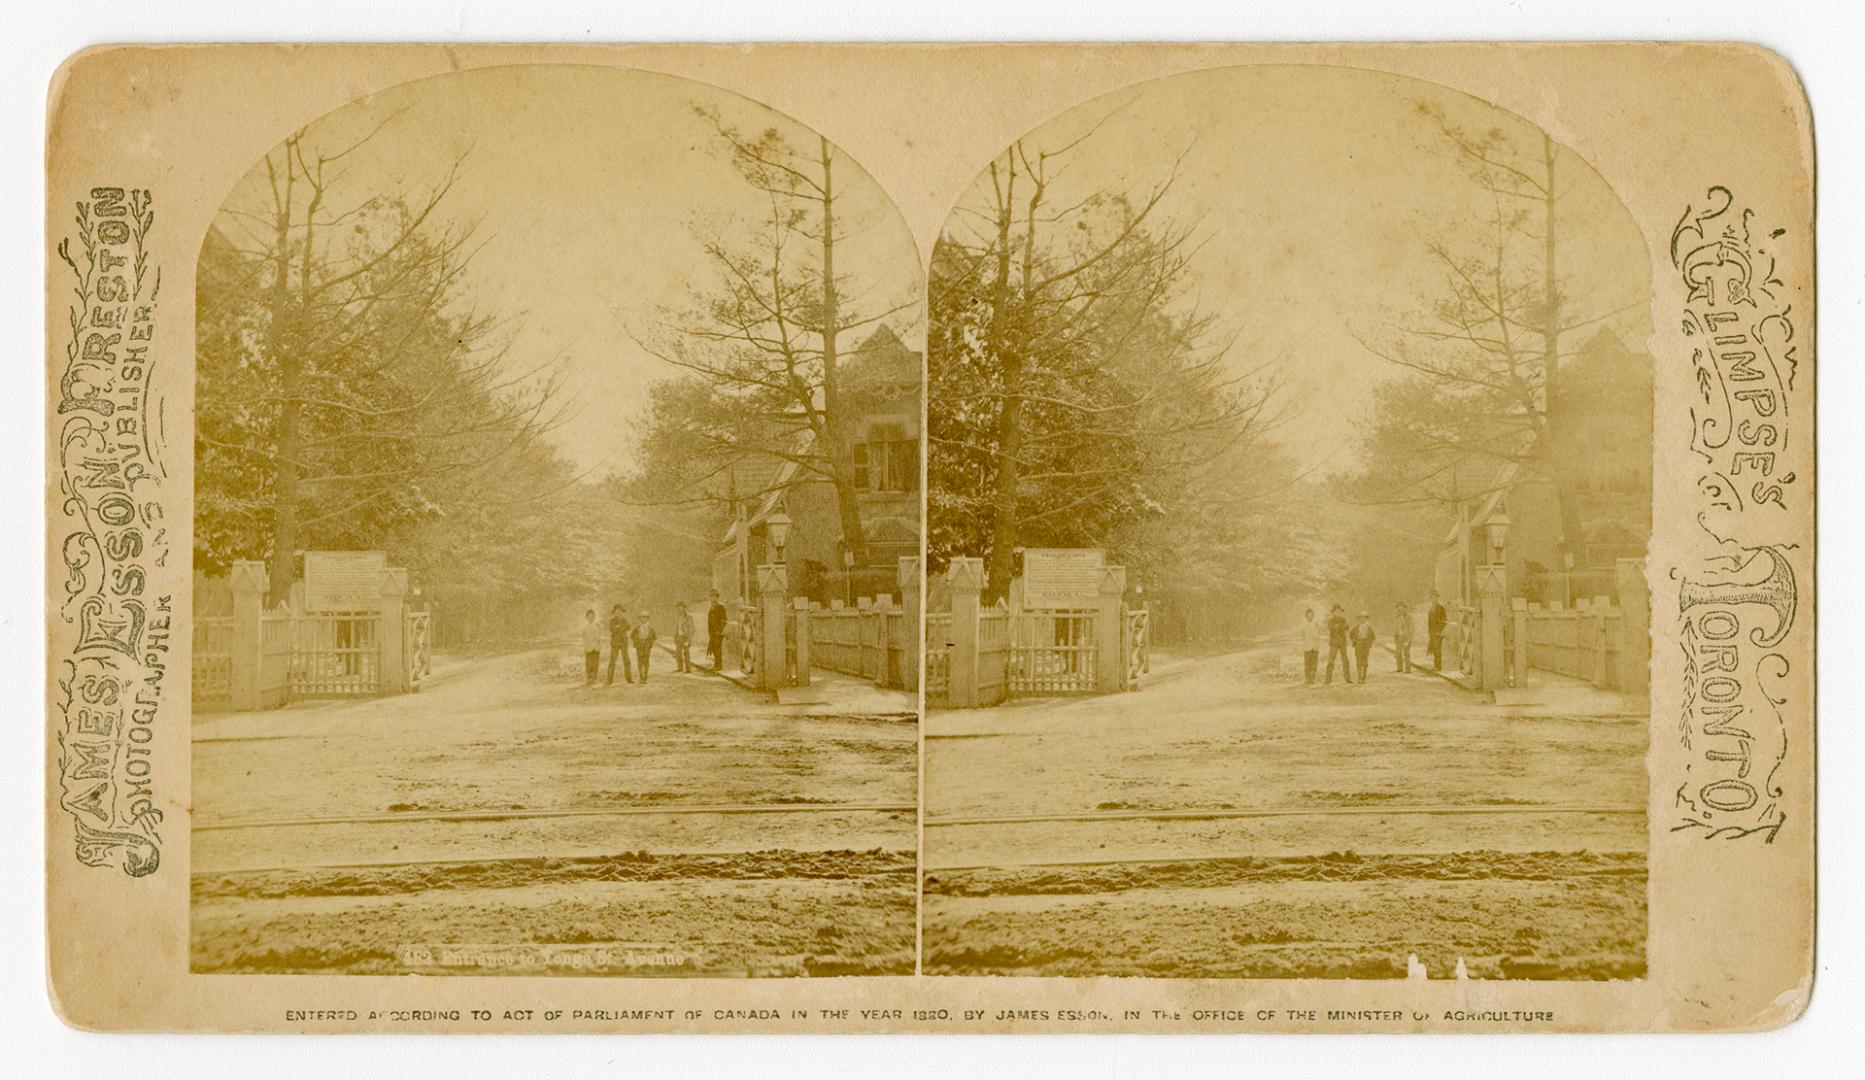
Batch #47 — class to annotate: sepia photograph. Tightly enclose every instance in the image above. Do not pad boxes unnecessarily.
[186,63,924,977]
[921,64,1653,979]
[38,36,1818,1037]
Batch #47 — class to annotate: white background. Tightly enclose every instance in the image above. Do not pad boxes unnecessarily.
[4,2,1859,1075]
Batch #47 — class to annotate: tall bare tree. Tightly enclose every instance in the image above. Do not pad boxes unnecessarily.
[931,132,1282,597]
[637,108,913,565]
[1349,105,1640,553]
[199,125,564,602]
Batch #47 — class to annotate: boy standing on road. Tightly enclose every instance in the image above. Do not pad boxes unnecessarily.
[673,601,694,673]
[1324,604,1352,685]
[607,604,634,685]
[1300,607,1320,685]
[1393,602,1414,673]
[580,609,604,686]
[631,612,658,684]
[1350,610,1377,684]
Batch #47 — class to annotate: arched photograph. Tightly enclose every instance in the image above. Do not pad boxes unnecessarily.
[921,64,1653,979]
[187,64,924,977]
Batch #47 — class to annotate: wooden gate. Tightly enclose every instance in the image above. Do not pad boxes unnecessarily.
[924,612,951,699]
[289,611,382,697]
[259,610,292,706]
[406,610,433,690]
[783,603,800,685]
[1450,604,1479,681]
[1123,606,1150,688]
[1008,609,1097,693]
[735,603,760,683]
[192,615,233,709]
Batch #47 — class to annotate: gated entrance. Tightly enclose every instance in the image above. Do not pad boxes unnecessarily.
[191,558,430,712]
[928,555,1148,708]
[289,611,381,697]
[1007,609,1097,694]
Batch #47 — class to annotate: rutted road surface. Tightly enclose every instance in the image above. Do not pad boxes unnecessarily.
[923,639,1647,979]
[191,646,917,977]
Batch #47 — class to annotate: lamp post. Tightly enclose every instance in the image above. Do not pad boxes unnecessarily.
[766,509,792,564]
[1484,510,1512,568]
[841,545,855,608]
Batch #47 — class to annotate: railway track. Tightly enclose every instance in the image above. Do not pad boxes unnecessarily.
[924,803,1644,828]
[201,801,1640,833]
[195,801,917,832]
[921,805,1648,872]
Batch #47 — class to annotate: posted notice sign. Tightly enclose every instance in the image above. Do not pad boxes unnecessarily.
[303,550,387,612]
[1022,548,1105,608]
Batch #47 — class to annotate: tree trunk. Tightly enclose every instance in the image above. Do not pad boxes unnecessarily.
[983,160,1022,601]
[816,135,868,567]
[270,398,302,608]
[264,165,299,608]
[987,358,1024,603]
[1539,133,1587,568]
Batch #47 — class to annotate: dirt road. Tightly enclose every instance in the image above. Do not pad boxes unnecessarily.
[923,638,1647,979]
[191,646,917,977]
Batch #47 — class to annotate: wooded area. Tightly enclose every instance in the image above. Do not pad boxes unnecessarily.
[194,125,628,626]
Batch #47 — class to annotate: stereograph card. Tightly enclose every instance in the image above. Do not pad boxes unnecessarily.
[43,42,1814,1033]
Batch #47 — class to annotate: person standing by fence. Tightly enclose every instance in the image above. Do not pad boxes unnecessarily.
[580,609,604,687]
[631,611,658,683]
[673,601,694,673]
[707,589,728,670]
[1393,601,1414,673]
[1300,607,1320,685]
[607,604,634,685]
[1428,597,1448,671]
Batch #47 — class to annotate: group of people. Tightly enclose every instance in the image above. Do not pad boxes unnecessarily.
[577,590,733,688]
[1297,599,1451,686]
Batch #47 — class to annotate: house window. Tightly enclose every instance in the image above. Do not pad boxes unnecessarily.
[854,425,916,493]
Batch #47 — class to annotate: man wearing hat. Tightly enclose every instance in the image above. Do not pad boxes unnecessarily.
[1349,610,1377,684]
[1323,604,1352,685]
[630,611,658,684]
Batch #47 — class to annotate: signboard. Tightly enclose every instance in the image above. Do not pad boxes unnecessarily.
[303,550,387,612]
[1021,548,1105,608]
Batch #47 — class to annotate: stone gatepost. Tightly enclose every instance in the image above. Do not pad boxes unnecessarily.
[1616,557,1650,698]
[379,567,410,694]
[1590,594,1613,687]
[946,557,984,707]
[757,563,788,690]
[1095,564,1128,694]
[228,559,267,711]
[1511,597,1531,686]
[792,596,812,687]
[1477,564,1507,693]
[898,556,921,693]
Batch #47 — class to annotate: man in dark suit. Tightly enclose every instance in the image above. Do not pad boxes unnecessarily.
[606,604,633,685]
[1323,604,1353,685]
[1427,598,1449,671]
[706,589,729,670]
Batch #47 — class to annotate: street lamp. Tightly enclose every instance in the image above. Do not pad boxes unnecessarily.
[766,509,792,560]
[1484,510,1512,565]
[841,545,856,607]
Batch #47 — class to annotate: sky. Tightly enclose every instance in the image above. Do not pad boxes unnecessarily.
[210,64,925,476]
[938,63,1655,473]
[210,63,1653,481]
